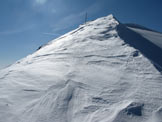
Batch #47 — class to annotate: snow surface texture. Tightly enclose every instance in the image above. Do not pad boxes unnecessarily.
[0,14,162,122]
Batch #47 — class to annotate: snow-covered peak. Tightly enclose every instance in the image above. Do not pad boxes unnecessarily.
[13,14,119,66]
[0,14,162,122]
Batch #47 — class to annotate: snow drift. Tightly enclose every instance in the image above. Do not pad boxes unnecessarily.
[0,14,162,122]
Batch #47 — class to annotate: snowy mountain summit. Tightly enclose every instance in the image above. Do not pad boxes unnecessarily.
[0,14,162,122]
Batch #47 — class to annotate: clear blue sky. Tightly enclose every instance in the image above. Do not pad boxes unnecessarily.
[0,0,162,69]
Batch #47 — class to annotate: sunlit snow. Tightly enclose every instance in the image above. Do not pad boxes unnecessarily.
[0,14,162,122]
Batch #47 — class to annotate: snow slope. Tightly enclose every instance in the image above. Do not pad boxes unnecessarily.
[0,14,162,122]
[128,26,162,49]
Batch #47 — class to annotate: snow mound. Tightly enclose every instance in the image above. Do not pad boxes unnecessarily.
[20,80,94,122]
[122,102,144,116]
[110,101,144,122]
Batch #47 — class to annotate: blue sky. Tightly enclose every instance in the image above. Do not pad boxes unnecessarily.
[0,0,162,69]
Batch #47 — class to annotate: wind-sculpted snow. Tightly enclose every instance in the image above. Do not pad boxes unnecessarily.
[0,14,162,122]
